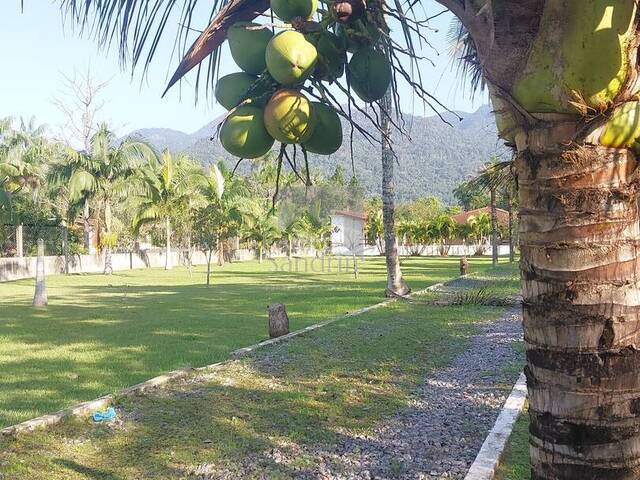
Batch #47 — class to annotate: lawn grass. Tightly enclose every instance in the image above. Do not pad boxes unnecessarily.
[495,407,531,480]
[0,255,503,428]
[0,261,522,479]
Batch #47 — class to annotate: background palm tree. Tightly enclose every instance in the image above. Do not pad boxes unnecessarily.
[49,125,155,273]
[427,214,457,256]
[466,158,516,265]
[132,150,199,270]
[240,201,281,263]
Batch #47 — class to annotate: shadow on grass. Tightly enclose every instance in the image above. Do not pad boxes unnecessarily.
[0,257,501,428]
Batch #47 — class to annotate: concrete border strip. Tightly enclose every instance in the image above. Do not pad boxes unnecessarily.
[464,372,528,480]
[0,277,456,437]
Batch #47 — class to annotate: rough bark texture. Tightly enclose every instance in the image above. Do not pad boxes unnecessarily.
[508,195,515,263]
[381,88,410,297]
[437,0,640,477]
[268,303,290,338]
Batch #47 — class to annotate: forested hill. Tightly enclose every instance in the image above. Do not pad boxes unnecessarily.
[123,104,507,204]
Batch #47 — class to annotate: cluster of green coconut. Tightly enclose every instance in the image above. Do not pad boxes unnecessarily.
[215,0,392,159]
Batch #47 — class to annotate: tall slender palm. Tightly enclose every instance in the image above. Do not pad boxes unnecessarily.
[380,89,410,297]
[49,125,155,273]
[132,150,200,270]
[59,1,640,474]
[466,159,516,265]
[198,161,247,268]
[240,201,281,264]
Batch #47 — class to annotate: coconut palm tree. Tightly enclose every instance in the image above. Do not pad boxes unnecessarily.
[193,162,246,284]
[240,200,281,263]
[132,150,200,270]
[58,1,640,474]
[380,89,410,296]
[466,158,516,265]
[50,125,155,273]
[197,161,248,268]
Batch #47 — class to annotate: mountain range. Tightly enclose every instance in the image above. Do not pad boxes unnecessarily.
[123,104,508,204]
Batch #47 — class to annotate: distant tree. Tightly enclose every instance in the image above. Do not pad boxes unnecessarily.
[193,163,245,285]
[50,124,155,273]
[241,201,281,263]
[427,214,457,256]
[364,197,384,255]
[132,150,201,270]
[466,159,516,264]
[463,213,491,256]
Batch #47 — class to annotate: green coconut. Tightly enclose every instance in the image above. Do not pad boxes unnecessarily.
[347,46,391,102]
[513,1,637,113]
[303,102,342,154]
[271,0,317,21]
[265,31,318,86]
[215,72,257,110]
[600,101,640,148]
[227,22,273,75]
[263,89,316,144]
[220,105,275,158]
[307,31,346,82]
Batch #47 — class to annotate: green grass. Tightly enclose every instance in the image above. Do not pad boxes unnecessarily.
[495,407,531,480]
[0,255,505,428]
[0,261,522,479]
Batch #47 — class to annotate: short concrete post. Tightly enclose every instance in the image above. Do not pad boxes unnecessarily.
[268,303,289,338]
[33,238,48,308]
[460,256,469,276]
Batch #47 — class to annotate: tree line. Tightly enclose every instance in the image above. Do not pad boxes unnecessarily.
[0,118,364,282]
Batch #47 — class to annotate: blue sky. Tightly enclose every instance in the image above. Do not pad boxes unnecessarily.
[1,1,486,140]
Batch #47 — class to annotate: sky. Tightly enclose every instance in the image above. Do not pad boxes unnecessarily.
[0,1,487,141]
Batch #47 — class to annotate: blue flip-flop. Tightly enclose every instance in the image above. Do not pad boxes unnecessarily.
[92,407,116,422]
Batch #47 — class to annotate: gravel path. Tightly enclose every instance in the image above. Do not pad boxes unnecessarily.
[308,307,524,480]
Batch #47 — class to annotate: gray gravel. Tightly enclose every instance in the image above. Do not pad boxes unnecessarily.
[328,307,524,480]
[186,307,524,480]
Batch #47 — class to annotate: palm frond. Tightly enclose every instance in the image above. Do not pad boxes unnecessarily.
[447,17,485,97]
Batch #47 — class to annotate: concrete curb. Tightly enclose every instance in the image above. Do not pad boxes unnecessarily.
[1,279,452,437]
[464,372,528,480]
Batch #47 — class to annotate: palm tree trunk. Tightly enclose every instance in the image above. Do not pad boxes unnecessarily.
[288,236,292,261]
[103,200,113,275]
[380,88,409,297]
[218,232,225,267]
[507,192,515,263]
[83,198,93,254]
[259,243,263,264]
[490,188,498,266]
[517,145,640,479]
[165,217,172,270]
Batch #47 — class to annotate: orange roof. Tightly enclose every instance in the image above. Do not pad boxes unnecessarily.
[332,210,367,221]
[451,207,509,226]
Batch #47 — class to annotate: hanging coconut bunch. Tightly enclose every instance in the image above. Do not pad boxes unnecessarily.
[212,0,398,171]
[131,0,447,200]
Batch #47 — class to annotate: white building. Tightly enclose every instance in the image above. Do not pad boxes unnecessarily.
[330,210,367,256]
